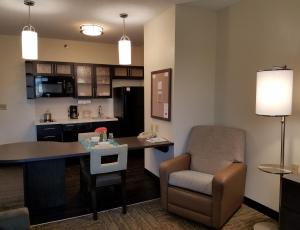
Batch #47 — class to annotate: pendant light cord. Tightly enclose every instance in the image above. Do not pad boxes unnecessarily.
[28,4,31,26]
[123,18,125,37]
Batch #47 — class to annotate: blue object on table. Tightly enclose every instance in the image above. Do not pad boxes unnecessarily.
[79,138,119,151]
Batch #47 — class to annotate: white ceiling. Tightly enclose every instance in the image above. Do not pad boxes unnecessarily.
[0,0,240,45]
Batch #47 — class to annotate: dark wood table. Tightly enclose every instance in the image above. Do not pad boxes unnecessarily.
[0,137,173,212]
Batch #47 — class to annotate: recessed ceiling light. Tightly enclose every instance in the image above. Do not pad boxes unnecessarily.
[80,24,103,37]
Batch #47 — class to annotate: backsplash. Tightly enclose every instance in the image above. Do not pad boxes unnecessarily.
[34,80,143,121]
[34,98,114,121]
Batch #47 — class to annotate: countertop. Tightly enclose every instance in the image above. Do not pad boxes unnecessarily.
[35,117,118,126]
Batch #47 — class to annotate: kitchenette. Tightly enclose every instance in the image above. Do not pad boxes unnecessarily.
[27,60,145,141]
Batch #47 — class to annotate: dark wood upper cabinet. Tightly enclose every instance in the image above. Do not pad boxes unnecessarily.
[94,65,112,98]
[112,65,144,80]
[25,61,143,99]
[26,61,54,75]
[74,64,93,98]
[25,61,73,76]
[55,63,73,76]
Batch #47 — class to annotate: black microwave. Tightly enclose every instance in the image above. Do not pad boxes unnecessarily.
[26,75,74,99]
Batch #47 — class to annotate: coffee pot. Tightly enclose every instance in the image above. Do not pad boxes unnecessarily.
[68,105,79,119]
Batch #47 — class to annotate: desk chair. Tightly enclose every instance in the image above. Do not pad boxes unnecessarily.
[78,132,98,195]
[80,144,128,220]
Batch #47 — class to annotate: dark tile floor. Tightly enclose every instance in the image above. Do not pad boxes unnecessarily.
[30,149,160,225]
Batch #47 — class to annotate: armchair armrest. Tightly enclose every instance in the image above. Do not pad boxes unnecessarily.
[212,163,247,228]
[0,207,30,230]
[159,153,191,209]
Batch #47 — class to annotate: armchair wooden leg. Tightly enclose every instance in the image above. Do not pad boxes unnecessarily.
[121,170,127,214]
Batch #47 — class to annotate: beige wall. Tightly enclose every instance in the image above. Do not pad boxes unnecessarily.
[215,0,300,211]
[174,5,216,153]
[0,35,143,144]
[144,6,176,175]
[144,5,216,175]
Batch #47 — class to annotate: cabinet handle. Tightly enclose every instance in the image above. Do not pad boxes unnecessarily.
[44,127,56,130]
[65,124,75,127]
[43,135,56,139]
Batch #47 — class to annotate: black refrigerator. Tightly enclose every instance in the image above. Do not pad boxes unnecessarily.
[113,87,144,137]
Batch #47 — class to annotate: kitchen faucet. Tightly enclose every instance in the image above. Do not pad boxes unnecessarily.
[98,105,103,118]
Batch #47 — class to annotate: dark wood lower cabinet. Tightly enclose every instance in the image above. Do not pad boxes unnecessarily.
[36,121,120,142]
[280,175,300,230]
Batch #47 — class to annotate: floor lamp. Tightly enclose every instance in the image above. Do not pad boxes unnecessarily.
[254,66,293,230]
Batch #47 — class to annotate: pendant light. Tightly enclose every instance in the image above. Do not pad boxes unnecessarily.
[22,0,38,60]
[118,13,131,65]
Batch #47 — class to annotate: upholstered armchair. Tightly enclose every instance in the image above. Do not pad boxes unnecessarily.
[160,126,247,229]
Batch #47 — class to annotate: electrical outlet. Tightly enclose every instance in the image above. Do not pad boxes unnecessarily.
[291,164,299,175]
[0,104,7,110]
[155,124,159,133]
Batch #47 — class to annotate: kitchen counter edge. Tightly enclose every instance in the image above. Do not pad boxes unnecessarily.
[35,117,118,126]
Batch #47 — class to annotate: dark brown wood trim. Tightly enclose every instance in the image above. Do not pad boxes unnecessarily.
[243,196,279,220]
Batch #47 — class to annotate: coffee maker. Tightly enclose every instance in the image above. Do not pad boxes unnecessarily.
[68,105,79,119]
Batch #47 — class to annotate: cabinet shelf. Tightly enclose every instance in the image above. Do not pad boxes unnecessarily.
[112,76,144,80]
[77,82,92,84]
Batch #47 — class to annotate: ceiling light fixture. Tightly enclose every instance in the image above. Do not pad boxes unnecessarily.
[80,24,103,37]
[118,13,131,65]
[21,0,38,60]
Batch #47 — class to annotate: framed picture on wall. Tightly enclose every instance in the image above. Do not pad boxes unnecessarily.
[151,68,172,121]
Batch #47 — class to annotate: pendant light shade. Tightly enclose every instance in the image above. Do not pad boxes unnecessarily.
[118,37,131,65]
[21,0,38,60]
[118,13,131,65]
[22,26,38,60]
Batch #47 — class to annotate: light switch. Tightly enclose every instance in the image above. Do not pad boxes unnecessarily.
[0,104,7,110]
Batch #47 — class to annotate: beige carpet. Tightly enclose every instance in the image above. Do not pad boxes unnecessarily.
[31,199,276,230]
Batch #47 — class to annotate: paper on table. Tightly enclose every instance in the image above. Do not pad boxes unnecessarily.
[146,137,167,143]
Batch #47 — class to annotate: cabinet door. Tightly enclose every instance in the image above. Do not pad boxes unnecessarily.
[130,67,144,78]
[75,64,93,98]
[113,66,128,78]
[36,125,62,142]
[95,65,112,98]
[55,63,73,76]
[36,62,54,75]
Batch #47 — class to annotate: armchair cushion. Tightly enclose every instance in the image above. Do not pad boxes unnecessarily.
[169,170,214,195]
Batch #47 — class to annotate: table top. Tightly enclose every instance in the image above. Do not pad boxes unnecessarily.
[115,137,174,151]
[0,142,88,164]
[258,164,292,175]
[0,137,174,164]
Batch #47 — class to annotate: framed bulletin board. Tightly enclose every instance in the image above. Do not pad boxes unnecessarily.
[151,68,172,121]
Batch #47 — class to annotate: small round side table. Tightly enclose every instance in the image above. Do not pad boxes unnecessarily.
[253,164,292,230]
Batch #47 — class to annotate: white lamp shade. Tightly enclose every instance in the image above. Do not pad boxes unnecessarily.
[22,30,38,60]
[256,69,293,116]
[118,39,131,65]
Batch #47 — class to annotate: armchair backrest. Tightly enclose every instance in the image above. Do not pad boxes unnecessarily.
[90,144,128,175]
[186,126,245,174]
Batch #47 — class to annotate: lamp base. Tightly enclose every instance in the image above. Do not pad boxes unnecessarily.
[253,222,278,230]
